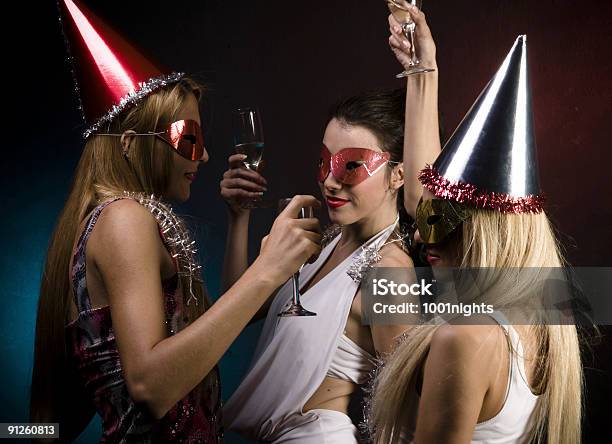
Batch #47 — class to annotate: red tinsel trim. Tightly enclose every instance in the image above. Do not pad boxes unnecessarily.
[418,165,545,214]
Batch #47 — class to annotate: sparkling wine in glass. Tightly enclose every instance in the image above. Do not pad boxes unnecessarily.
[232,107,268,208]
[235,141,265,171]
[387,0,435,78]
[233,107,265,171]
[277,198,317,317]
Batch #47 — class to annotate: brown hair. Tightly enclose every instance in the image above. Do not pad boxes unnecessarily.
[30,77,209,440]
[327,88,413,237]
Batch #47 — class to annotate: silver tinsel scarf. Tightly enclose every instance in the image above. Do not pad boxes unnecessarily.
[107,192,203,306]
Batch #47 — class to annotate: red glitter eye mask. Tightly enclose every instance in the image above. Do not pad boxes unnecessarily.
[155,119,205,161]
[96,119,206,161]
[318,145,391,185]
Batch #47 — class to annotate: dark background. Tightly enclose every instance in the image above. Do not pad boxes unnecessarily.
[1,0,610,442]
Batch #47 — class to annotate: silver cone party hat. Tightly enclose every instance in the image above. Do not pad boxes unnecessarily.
[419,35,544,213]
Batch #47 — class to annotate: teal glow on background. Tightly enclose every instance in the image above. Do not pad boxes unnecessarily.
[0,148,261,443]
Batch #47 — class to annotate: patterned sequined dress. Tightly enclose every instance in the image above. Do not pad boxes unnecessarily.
[65,198,222,443]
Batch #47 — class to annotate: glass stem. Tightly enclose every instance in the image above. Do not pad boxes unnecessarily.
[292,272,301,305]
[403,22,419,66]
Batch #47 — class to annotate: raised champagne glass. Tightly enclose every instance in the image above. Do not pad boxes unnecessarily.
[386,0,435,77]
[277,198,317,317]
[233,107,264,170]
[233,107,266,208]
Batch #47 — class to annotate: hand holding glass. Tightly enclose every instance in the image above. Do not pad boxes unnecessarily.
[386,0,435,77]
[232,107,266,207]
[277,198,317,317]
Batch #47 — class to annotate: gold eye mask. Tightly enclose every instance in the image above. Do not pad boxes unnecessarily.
[416,198,470,244]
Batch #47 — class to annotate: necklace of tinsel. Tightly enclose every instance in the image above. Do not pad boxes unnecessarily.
[321,216,411,284]
[104,191,203,307]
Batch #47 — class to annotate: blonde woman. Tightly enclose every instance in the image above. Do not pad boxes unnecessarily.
[30,3,321,442]
[368,8,582,444]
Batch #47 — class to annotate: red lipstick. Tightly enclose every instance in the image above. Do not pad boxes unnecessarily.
[425,248,441,266]
[326,195,349,209]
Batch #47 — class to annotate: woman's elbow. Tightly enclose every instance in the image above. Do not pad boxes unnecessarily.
[125,373,171,420]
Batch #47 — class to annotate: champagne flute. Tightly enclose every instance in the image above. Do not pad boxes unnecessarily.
[233,107,264,170]
[277,198,317,317]
[232,107,266,207]
[386,0,435,77]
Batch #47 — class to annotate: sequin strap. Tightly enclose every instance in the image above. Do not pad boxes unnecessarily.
[71,198,125,314]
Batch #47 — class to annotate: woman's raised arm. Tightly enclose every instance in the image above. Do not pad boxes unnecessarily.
[388,7,441,218]
[220,153,268,292]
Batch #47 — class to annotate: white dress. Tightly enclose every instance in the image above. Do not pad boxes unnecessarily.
[471,312,539,443]
[224,221,398,443]
[399,311,539,444]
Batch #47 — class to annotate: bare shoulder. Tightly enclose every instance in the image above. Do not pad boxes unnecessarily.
[430,322,505,363]
[97,198,156,226]
[89,198,161,260]
[367,243,415,354]
[95,199,158,235]
[422,322,509,414]
[376,242,414,268]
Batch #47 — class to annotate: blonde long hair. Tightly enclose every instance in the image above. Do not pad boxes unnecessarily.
[370,210,583,444]
[30,77,210,435]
